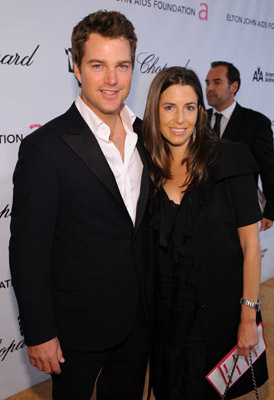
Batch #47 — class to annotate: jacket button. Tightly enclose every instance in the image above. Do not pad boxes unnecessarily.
[202,305,208,312]
[195,264,201,271]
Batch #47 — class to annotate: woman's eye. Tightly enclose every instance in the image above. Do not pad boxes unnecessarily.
[186,105,197,111]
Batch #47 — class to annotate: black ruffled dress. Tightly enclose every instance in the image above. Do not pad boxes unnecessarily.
[148,141,269,400]
[149,141,268,400]
[149,186,210,400]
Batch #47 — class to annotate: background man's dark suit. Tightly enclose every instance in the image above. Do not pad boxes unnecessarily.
[208,103,274,221]
[9,103,149,351]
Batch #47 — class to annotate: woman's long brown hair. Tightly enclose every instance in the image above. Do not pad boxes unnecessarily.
[142,66,220,195]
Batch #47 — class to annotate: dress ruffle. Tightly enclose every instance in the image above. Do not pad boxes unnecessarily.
[148,186,211,399]
[148,181,214,265]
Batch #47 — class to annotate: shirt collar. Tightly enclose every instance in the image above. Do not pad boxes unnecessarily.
[213,100,236,121]
[75,93,137,143]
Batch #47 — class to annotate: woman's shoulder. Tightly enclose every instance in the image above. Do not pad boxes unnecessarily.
[209,139,259,182]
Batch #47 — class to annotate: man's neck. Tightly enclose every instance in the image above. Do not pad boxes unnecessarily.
[100,113,121,133]
[214,99,235,113]
[109,116,126,162]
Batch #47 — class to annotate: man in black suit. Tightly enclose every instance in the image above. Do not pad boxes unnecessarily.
[205,61,274,231]
[9,10,150,400]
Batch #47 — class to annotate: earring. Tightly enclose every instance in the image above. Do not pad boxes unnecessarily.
[192,127,196,142]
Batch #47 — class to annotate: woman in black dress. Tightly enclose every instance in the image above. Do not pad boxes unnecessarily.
[143,67,268,399]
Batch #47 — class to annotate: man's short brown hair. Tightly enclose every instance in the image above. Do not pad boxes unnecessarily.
[211,61,241,95]
[71,10,137,69]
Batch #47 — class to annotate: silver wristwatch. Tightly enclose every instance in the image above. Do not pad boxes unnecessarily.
[240,297,261,312]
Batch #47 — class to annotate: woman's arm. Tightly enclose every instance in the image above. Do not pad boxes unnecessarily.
[237,222,261,358]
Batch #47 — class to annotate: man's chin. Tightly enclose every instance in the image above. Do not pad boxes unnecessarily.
[207,99,216,108]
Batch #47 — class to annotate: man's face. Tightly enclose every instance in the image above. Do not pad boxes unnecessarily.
[205,66,237,112]
[74,33,133,122]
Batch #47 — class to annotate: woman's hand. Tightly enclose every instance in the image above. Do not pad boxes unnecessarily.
[237,222,260,359]
[237,319,258,359]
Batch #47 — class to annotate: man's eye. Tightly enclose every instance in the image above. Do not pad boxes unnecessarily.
[118,64,128,70]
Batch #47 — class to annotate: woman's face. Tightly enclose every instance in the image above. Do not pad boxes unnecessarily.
[159,84,198,152]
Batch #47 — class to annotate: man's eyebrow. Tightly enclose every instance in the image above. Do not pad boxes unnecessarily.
[205,78,222,82]
[115,60,132,66]
[87,59,132,65]
[87,58,106,64]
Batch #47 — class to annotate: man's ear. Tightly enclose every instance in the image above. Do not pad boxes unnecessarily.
[231,81,239,95]
[74,62,82,85]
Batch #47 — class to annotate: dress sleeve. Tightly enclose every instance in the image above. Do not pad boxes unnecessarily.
[228,173,262,227]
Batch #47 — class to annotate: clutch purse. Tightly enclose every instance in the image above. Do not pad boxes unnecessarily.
[221,350,259,399]
[206,322,266,397]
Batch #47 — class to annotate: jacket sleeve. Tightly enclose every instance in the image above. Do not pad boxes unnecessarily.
[251,113,274,220]
[9,135,60,345]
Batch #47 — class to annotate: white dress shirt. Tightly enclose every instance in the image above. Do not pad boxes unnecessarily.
[75,94,143,225]
[211,101,237,137]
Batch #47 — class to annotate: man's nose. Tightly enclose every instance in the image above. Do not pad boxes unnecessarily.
[105,68,118,85]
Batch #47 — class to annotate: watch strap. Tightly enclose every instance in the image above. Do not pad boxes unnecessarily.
[240,297,261,312]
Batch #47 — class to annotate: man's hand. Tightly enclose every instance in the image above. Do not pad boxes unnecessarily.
[260,217,273,231]
[28,337,65,374]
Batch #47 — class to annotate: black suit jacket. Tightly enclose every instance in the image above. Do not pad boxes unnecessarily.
[208,103,274,220]
[9,103,150,351]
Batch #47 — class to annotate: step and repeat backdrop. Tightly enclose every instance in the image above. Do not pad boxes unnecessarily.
[1,0,274,398]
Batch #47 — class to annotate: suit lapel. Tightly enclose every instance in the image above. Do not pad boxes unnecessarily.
[222,103,242,141]
[208,104,243,141]
[60,104,149,229]
[207,108,213,121]
[135,130,149,233]
[60,104,127,214]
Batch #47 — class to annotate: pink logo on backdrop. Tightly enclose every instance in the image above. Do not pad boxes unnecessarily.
[198,3,208,20]
[30,124,42,130]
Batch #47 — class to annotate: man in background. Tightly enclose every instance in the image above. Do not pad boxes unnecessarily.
[10,10,150,400]
[206,61,274,231]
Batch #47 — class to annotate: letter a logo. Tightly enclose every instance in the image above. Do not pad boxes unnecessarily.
[253,67,264,82]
